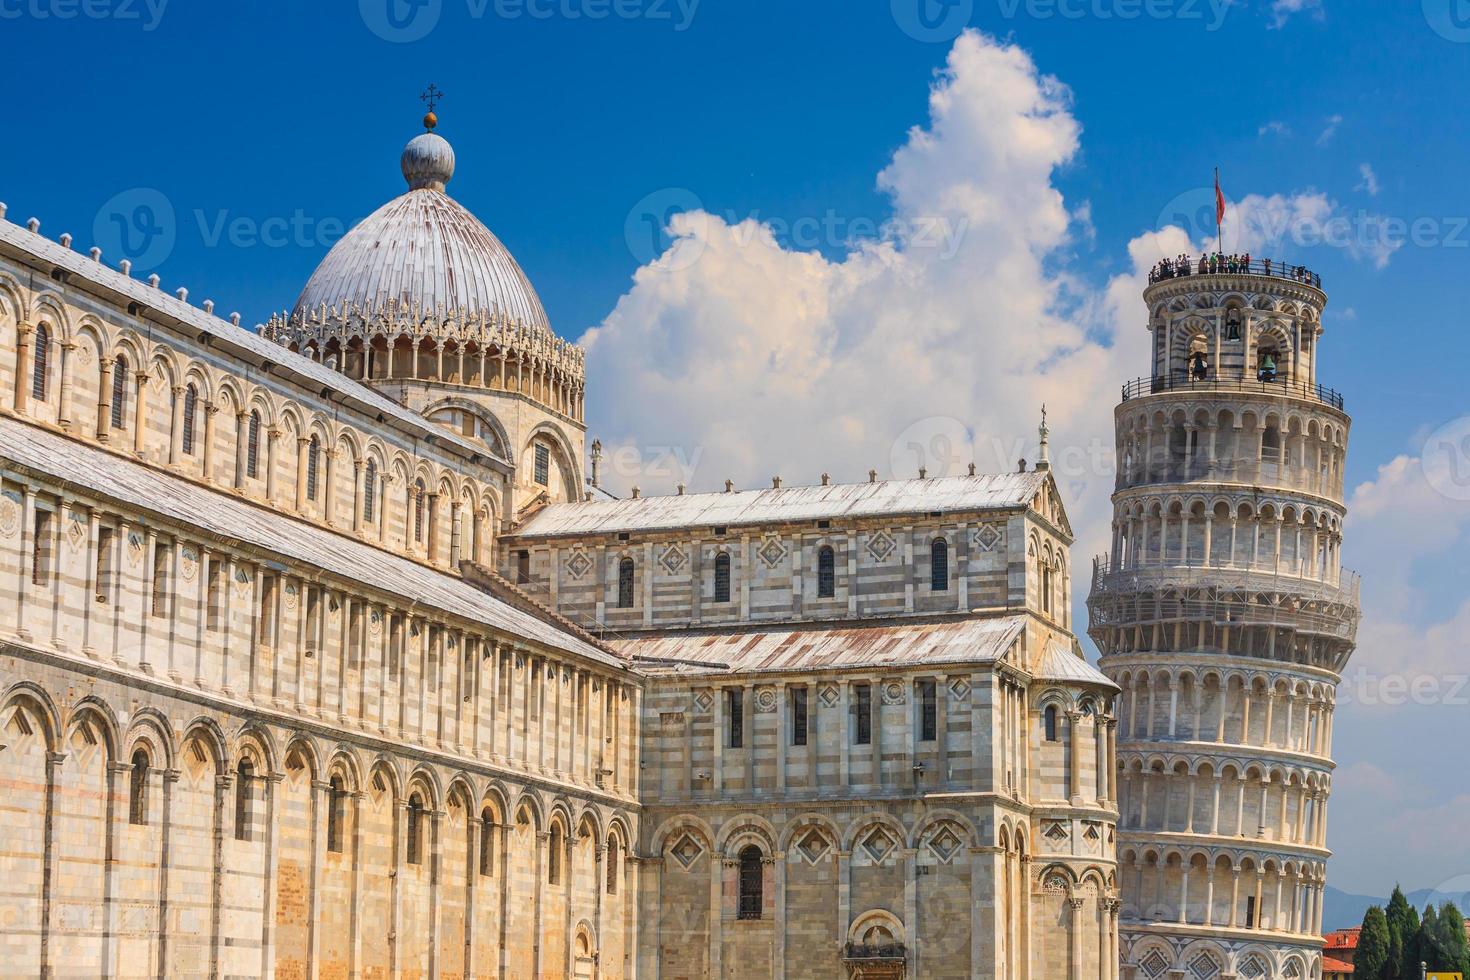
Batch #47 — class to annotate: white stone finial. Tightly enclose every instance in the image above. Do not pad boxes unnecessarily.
[0,202,7,220]
[401,132,455,191]
[120,259,132,276]
[26,217,39,232]
[202,299,214,314]
[59,233,72,248]
[89,247,101,261]
[175,287,188,301]
[1036,403,1051,471]
[148,274,160,289]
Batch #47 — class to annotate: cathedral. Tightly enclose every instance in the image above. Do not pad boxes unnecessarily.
[0,111,1351,980]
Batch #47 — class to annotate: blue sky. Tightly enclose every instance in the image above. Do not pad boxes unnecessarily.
[5,0,1469,901]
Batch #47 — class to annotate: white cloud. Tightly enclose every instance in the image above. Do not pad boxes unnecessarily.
[1220,189,1402,269]
[1317,113,1343,146]
[1271,0,1324,27]
[1258,120,1292,138]
[1356,162,1380,196]
[581,29,1150,567]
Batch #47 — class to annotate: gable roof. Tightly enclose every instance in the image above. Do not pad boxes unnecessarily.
[513,471,1052,539]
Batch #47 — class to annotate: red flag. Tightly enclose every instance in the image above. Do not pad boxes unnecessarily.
[1215,170,1226,226]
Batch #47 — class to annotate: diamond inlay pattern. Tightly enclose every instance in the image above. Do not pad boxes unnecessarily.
[865,530,896,562]
[1187,952,1220,980]
[669,833,704,870]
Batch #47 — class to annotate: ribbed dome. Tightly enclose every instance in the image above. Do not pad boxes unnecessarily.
[293,132,550,331]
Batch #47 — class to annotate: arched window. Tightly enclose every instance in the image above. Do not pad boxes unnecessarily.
[234,759,254,841]
[327,775,346,853]
[363,459,378,525]
[547,824,563,885]
[1041,561,1053,614]
[606,838,619,894]
[31,323,49,401]
[246,411,261,478]
[414,479,427,542]
[406,794,424,865]
[129,749,149,825]
[714,552,731,603]
[306,435,321,501]
[479,809,495,877]
[1043,704,1059,742]
[617,557,635,609]
[817,545,835,598]
[181,384,198,455]
[110,354,128,429]
[930,538,949,591]
[737,845,763,919]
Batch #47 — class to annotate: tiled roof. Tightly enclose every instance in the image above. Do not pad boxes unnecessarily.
[0,415,621,668]
[1036,640,1119,689]
[1322,956,1354,974]
[613,615,1027,676]
[513,472,1048,539]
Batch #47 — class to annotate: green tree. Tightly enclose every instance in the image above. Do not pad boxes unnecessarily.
[1386,885,1419,979]
[1415,904,1441,974]
[1358,905,1393,980]
[1432,901,1470,975]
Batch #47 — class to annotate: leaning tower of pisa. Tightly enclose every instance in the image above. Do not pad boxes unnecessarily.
[1087,259,1360,980]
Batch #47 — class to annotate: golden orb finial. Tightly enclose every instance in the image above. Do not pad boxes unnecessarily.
[420,83,444,132]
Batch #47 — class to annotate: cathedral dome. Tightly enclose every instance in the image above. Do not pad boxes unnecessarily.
[292,130,551,332]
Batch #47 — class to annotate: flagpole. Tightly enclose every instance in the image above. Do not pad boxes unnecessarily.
[1215,166,1222,251]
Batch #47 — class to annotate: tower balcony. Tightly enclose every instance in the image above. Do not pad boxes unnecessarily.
[1146,257,1322,290]
[1120,373,1344,413]
[1087,556,1360,669]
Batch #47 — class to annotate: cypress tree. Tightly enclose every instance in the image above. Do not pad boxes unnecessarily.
[1358,905,1393,980]
[1386,886,1419,979]
[1433,901,1470,975]
[1416,904,1441,973]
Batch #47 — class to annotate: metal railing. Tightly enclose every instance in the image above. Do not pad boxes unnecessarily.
[1120,374,1345,411]
[1148,257,1322,289]
[1088,556,1361,642]
[843,943,907,962]
[1091,555,1360,603]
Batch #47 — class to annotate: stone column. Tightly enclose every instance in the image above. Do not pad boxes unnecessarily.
[96,355,116,440]
[57,340,76,427]
[265,427,281,502]
[202,403,218,480]
[295,436,310,509]
[14,323,33,412]
[168,384,185,463]
[132,369,150,454]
